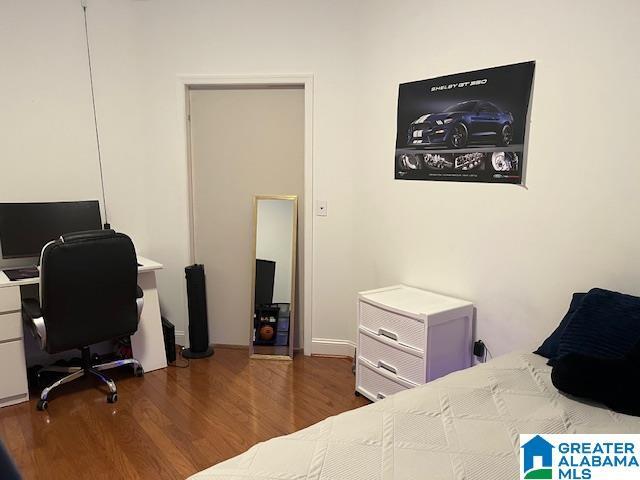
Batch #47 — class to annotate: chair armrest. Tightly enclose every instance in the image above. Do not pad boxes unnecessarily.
[22,298,46,350]
[136,285,144,319]
[22,298,42,319]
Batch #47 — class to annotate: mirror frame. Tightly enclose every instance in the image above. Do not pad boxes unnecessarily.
[249,194,298,360]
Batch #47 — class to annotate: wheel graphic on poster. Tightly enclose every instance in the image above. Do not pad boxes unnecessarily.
[491,152,519,171]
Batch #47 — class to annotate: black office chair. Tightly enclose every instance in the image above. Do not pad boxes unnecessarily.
[22,229,144,410]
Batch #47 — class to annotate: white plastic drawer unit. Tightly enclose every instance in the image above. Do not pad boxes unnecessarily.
[359,301,425,350]
[356,358,416,401]
[356,285,473,402]
[358,326,424,384]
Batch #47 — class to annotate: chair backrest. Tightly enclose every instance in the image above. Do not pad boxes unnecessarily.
[40,229,139,353]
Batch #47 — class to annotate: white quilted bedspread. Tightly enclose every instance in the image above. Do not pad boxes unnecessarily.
[190,352,640,480]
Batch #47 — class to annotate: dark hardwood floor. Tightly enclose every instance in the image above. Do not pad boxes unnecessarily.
[0,348,368,479]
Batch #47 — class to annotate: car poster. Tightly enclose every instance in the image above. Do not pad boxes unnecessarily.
[395,61,535,184]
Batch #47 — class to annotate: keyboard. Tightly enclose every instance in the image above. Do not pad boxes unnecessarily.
[2,266,39,281]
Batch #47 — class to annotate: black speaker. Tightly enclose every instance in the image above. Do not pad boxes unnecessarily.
[182,264,214,358]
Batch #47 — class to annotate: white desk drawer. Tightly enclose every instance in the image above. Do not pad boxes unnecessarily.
[358,327,424,384]
[0,287,20,314]
[359,301,424,350]
[0,312,22,342]
[356,358,416,401]
[0,340,28,401]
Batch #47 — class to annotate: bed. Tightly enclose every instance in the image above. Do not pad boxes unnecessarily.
[189,352,639,480]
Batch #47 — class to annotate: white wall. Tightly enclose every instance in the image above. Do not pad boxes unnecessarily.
[122,0,360,348]
[256,199,295,304]
[352,0,640,355]
[1,0,359,351]
[0,0,150,267]
[0,1,102,252]
[3,0,638,357]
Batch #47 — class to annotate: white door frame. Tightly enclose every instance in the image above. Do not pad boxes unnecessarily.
[177,74,314,355]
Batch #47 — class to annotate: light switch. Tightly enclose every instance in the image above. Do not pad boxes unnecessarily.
[316,200,328,217]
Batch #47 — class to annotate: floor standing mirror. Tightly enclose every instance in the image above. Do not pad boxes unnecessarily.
[250,195,298,360]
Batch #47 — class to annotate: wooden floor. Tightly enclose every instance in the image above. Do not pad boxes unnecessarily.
[0,348,368,479]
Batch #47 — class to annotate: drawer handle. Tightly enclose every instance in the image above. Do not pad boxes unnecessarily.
[376,392,386,400]
[378,328,398,341]
[377,360,397,375]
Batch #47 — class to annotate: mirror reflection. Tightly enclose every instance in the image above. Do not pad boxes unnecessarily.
[251,196,297,359]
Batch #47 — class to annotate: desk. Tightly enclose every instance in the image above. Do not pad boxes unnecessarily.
[0,256,168,407]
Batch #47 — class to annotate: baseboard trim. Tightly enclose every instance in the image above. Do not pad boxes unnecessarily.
[311,338,356,358]
[211,343,305,354]
[213,343,249,350]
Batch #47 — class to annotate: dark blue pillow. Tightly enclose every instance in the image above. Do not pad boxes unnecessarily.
[557,288,640,361]
[535,293,586,360]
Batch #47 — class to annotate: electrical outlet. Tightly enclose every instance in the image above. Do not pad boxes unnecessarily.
[473,340,486,358]
[316,200,328,217]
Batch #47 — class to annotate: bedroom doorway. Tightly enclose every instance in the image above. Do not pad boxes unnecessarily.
[185,80,311,353]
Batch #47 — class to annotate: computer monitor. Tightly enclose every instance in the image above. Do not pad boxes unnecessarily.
[0,201,102,259]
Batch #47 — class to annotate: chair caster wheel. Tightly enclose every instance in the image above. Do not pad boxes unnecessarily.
[354,391,361,397]
[107,392,118,403]
[134,366,144,377]
[37,399,48,411]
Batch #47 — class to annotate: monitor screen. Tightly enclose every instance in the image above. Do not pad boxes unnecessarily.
[255,259,276,306]
[0,201,102,259]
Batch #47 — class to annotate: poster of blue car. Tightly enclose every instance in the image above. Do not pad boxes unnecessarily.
[395,61,535,184]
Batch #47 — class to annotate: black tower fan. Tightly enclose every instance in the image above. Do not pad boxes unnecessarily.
[182,264,214,358]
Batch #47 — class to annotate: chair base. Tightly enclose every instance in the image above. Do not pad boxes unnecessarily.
[36,347,143,410]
